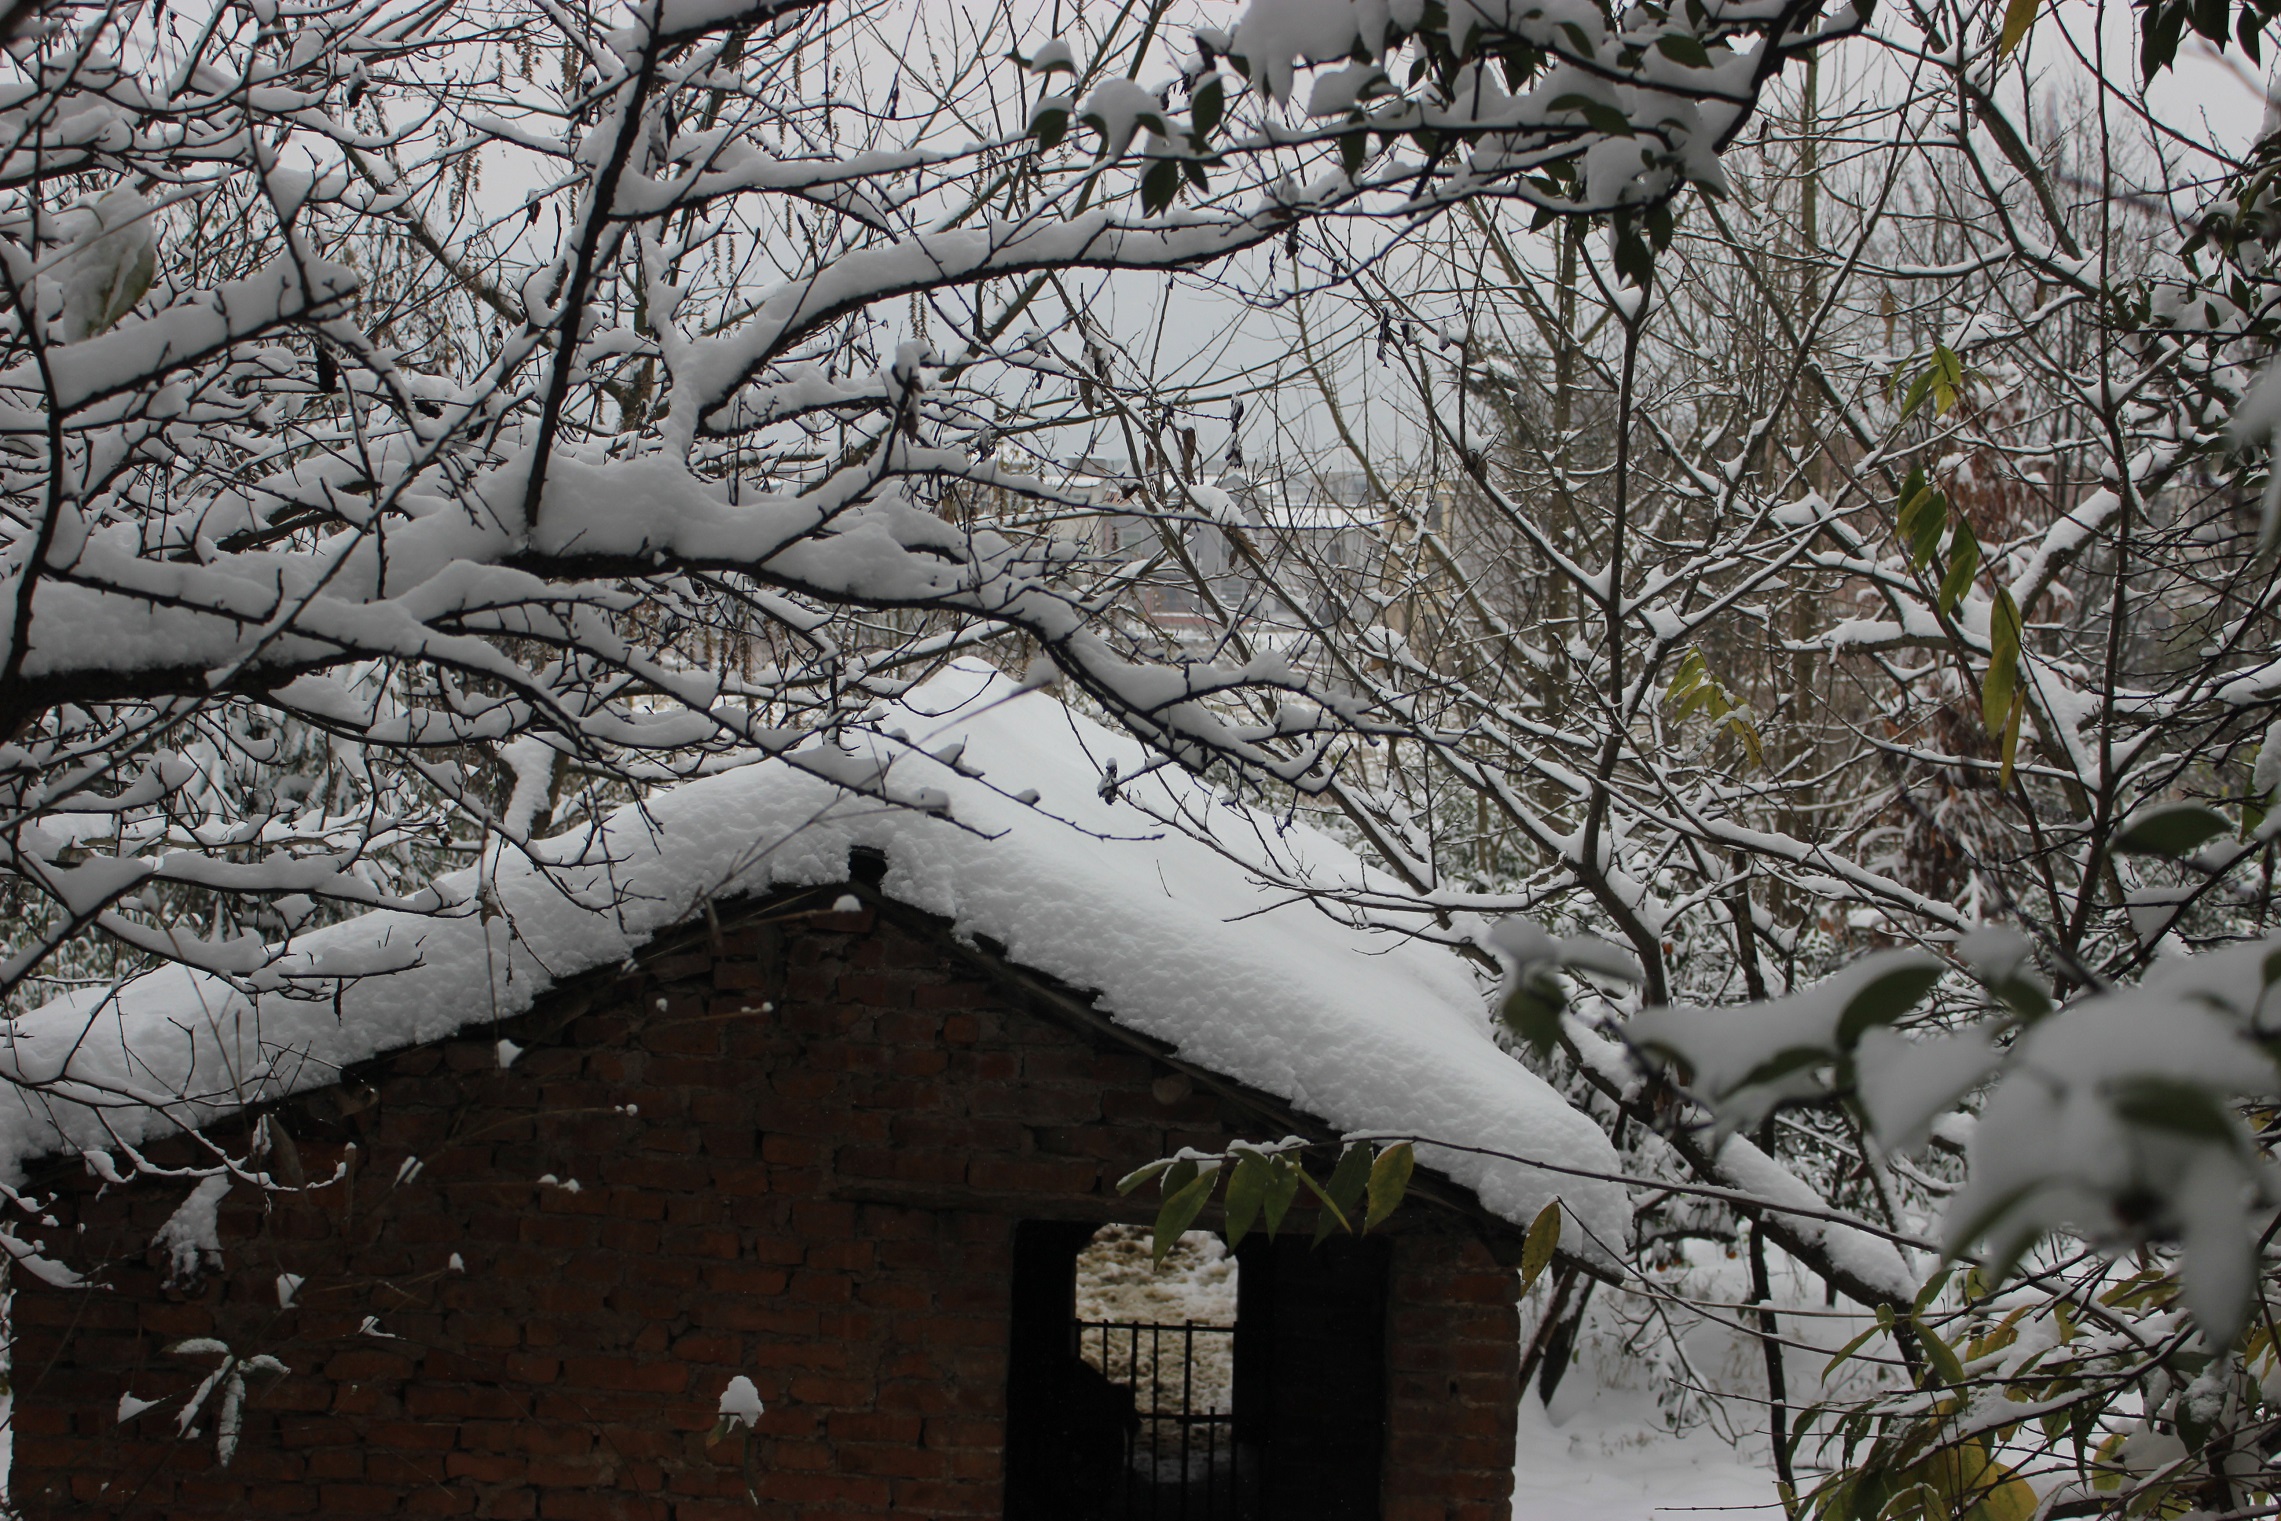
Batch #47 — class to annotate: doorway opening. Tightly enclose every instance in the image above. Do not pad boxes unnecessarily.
[1004,1219,1390,1521]
[1073,1224,1242,1518]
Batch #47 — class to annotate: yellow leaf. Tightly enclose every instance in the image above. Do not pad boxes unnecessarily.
[1364,1142,1414,1231]
[1520,1200,1562,1292]
[1998,0,2039,54]
[1969,1471,2038,1521]
[1910,1439,2037,1521]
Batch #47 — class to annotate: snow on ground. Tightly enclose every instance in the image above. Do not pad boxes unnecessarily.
[1513,1390,1783,1520]
[1074,1226,1238,1329]
[1074,1227,1237,1414]
[1509,1236,1904,1519]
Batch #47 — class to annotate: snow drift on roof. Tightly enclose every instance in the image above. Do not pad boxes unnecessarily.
[1,662,1624,1251]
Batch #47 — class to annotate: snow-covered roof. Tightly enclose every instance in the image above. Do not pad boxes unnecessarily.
[2,662,1623,1251]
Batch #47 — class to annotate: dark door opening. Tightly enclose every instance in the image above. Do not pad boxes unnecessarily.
[1233,1232,1391,1521]
[1004,1221,1389,1521]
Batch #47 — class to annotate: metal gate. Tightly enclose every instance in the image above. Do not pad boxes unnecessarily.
[1074,1319,1244,1520]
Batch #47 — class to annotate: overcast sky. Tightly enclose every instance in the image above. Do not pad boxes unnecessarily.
[313,0,2281,479]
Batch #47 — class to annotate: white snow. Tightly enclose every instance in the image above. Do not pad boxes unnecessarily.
[55,186,156,344]
[3,662,1624,1251]
[149,1175,230,1288]
[1512,1397,1782,1519]
[718,1374,765,1431]
[1078,78,1168,158]
[1510,1234,1898,1519]
[1949,940,2281,1336]
[1075,1226,1238,1328]
[1629,949,1945,1132]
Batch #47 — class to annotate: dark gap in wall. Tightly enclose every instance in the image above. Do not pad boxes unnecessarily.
[1003,1221,1389,1521]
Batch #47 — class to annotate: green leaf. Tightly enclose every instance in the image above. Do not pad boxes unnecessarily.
[1929,344,1967,414]
[2112,802,2232,858]
[1835,959,1945,1048]
[1299,1164,1352,1242]
[1162,1157,1199,1198]
[1729,1042,1836,1096]
[1262,1155,1302,1236]
[2180,1393,2217,1454]
[1981,588,2022,737]
[1117,1158,1174,1195]
[1325,1142,1372,1219]
[1192,75,1225,136]
[1141,157,1181,214]
[1154,1167,1218,1265]
[1583,100,1632,137]
[1033,108,1069,151]
[1917,1318,1966,1387]
[1666,650,1706,704]
[2111,1076,2240,1145]
[1999,0,2040,52]
[1612,226,1654,287]
[1998,688,2024,789]
[1519,1200,1562,1293]
[1223,1150,1271,1246]
[1727,715,1766,770]
[1548,93,1632,137]
[1339,129,1368,177]
[1988,973,2053,1023]
[1654,32,1714,65]
[1938,518,1980,615]
[1498,973,1567,1058]
[1899,368,1935,418]
[1364,1142,1414,1231]
[1822,1320,1888,1380]
[1899,484,1948,569]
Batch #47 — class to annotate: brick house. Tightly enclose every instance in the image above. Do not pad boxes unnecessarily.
[3,664,1623,1520]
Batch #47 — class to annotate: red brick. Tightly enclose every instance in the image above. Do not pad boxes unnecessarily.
[319,1484,417,1513]
[11,898,1521,1521]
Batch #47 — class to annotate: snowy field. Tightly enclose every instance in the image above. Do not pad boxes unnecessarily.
[1512,1383,1783,1520]
[1506,1239,1894,1519]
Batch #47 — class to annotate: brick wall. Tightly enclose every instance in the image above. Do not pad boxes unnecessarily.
[10,886,1522,1520]
[1384,1235,1525,1521]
